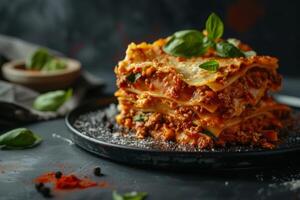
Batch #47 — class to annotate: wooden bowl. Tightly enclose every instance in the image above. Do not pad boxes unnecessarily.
[2,58,81,91]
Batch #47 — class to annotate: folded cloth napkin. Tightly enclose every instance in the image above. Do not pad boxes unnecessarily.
[0,35,105,129]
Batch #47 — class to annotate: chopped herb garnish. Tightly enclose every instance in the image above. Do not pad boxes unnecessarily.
[133,113,147,122]
[203,129,217,140]
[216,42,245,58]
[112,191,148,200]
[199,60,219,72]
[206,12,224,40]
[244,50,257,58]
[0,128,42,150]
[127,73,142,83]
[227,38,240,47]
[163,30,207,58]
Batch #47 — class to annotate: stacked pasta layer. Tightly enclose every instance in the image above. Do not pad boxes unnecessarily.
[114,39,290,149]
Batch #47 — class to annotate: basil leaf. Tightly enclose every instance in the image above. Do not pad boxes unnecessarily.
[163,30,207,58]
[216,42,245,58]
[127,73,142,83]
[113,191,148,200]
[133,113,147,122]
[0,128,42,149]
[33,89,73,112]
[202,36,215,49]
[227,38,240,47]
[42,59,66,71]
[203,130,217,140]
[26,48,53,70]
[199,60,219,72]
[244,50,257,58]
[206,13,224,40]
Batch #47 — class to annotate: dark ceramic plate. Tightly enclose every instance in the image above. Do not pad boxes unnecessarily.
[66,96,300,170]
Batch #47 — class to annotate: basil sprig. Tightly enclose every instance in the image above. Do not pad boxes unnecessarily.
[163,12,250,59]
[206,12,224,40]
[199,60,219,72]
[0,128,42,149]
[26,48,66,71]
[33,89,73,112]
[163,30,207,58]
[112,191,148,200]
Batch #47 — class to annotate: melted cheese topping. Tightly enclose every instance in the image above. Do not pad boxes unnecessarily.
[119,40,278,92]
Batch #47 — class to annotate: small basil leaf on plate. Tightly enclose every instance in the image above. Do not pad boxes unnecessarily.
[216,42,245,58]
[244,50,257,58]
[127,73,142,83]
[202,36,215,49]
[0,128,42,149]
[112,191,148,200]
[227,38,240,47]
[199,60,219,72]
[163,30,207,58]
[33,89,73,112]
[206,13,224,40]
[133,113,148,122]
[26,48,53,70]
[42,59,66,71]
[203,130,217,140]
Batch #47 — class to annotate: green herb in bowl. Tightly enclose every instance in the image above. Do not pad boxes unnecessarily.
[26,48,66,71]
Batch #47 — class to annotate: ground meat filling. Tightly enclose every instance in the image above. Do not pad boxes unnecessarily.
[116,107,290,149]
[116,66,281,117]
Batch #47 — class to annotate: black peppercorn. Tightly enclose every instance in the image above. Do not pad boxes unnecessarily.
[35,182,44,191]
[55,171,62,179]
[106,123,113,132]
[102,115,108,122]
[40,187,52,198]
[94,167,102,176]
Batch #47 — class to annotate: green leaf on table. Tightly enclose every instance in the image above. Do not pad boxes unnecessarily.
[33,89,73,112]
[0,128,42,150]
[205,12,224,40]
[216,42,245,58]
[199,60,219,72]
[26,48,53,70]
[42,59,66,71]
[163,30,207,58]
[112,191,148,200]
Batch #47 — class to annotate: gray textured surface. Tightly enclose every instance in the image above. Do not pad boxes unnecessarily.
[1,111,300,199]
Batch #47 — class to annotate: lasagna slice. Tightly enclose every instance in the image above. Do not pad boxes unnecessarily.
[114,39,290,149]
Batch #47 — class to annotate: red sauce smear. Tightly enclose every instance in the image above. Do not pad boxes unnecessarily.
[34,172,106,190]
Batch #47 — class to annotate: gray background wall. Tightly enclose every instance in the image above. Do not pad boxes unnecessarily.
[0,0,299,90]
